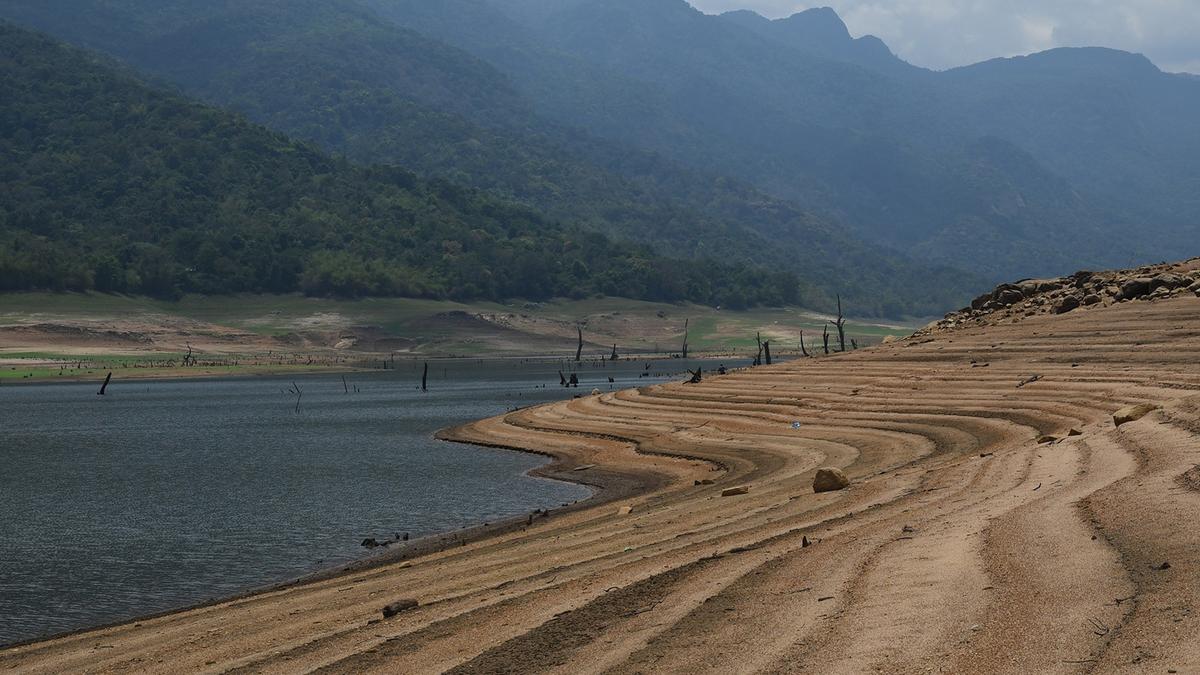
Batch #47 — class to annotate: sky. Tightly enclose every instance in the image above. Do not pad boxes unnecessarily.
[687,0,1200,74]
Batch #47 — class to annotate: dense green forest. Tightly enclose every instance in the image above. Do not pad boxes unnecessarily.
[0,0,981,317]
[0,24,801,308]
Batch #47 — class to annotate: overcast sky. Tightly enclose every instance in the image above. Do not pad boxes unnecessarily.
[688,1,1200,74]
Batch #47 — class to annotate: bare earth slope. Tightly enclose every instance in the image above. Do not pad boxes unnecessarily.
[5,262,1200,673]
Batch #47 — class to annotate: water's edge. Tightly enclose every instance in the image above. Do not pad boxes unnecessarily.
[0,421,622,650]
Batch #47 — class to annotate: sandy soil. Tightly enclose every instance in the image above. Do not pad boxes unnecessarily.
[5,291,1200,673]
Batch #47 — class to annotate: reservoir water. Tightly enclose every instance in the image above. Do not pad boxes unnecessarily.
[0,357,733,645]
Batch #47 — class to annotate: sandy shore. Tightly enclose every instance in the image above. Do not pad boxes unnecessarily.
[5,292,1200,673]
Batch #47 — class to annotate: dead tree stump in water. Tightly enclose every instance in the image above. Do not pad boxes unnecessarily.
[421,363,428,392]
[97,372,112,396]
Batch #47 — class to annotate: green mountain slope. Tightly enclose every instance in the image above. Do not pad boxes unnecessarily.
[0,23,802,307]
[0,0,979,316]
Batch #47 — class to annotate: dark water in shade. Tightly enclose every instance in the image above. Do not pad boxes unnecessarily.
[0,357,738,645]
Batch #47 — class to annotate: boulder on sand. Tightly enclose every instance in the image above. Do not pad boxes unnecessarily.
[1113,403,1159,427]
[813,467,850,493]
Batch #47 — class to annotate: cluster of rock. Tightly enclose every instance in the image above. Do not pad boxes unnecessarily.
[918,259,1200,334]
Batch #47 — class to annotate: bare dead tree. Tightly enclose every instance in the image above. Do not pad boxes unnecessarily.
[183,343,194,367]
[559,370,568,387]
[822,325,830,355]
[754,332,763,366]
[421,362,428,392]
[291,382,302,414]
[763,340,772,365]
[575,327,583,362]
[342,375,350,394]
[611,344,619,361]
[97,372,112,396]
[682,319,690,359]
[799,330,811,357]
[830,295,847,352]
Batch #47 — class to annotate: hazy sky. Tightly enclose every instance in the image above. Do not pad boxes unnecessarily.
[687,1,1200,74]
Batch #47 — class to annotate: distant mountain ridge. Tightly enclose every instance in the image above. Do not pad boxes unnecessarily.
[0,0,981,316]
[365,0,1199,278]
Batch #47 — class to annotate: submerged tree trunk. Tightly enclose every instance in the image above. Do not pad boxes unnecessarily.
[97,371,112,396]
[576,327,583,362]
[421,362,428,392]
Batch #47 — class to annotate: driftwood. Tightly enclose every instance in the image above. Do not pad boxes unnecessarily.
[97,372,112,396]
[830,295,847,352]
[687,367,703,384]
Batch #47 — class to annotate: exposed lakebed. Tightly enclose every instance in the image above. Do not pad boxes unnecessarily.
[0,357,737,645]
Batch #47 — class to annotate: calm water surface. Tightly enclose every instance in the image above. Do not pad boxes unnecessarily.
[0,358,733,645]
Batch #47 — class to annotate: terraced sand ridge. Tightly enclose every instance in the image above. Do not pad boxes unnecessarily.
[5,295,1200,673]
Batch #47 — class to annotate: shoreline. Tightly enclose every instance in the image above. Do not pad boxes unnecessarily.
[0,402,675,651]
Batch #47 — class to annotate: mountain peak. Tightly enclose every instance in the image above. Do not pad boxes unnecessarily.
[778,6,851,42]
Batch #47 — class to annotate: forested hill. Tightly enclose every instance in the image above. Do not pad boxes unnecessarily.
[0,0,981,317]
[0,23,801,307]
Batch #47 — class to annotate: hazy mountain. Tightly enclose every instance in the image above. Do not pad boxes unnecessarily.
[368,0,1200,278]
[0,0,979,316]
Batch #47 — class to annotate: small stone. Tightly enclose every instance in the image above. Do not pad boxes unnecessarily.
[1068,428,1083,437]
[1113,403,1159,427]
[813,467,850,493]
[1156,561,1172,571]
[381,599,419,618]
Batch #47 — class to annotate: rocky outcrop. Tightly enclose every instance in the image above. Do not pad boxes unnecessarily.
[917,259,1200,336]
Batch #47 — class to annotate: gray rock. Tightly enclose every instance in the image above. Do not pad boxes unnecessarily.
[1055,296,1081,314]
[1082,294,1102,306]
[1118,278,1153,300]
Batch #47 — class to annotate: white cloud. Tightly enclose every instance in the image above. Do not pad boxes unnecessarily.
[687,0,1200,73]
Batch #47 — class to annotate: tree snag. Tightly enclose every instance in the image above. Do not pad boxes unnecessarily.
[421,362,429,392]
[682,319,690,359]
[800,330,810,357]
[830,295,847,352]
[576,326,583,362]
[823,325,830,355]
[97,372,112,396]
